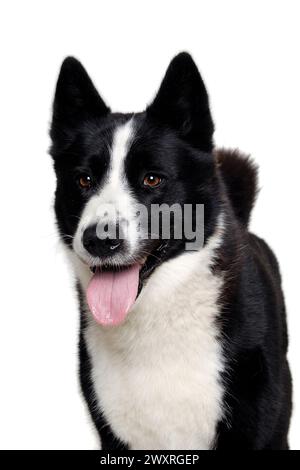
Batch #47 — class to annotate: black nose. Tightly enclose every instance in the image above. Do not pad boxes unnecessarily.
[82,224,124,257]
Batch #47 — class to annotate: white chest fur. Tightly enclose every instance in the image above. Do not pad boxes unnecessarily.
[70,224,225,450]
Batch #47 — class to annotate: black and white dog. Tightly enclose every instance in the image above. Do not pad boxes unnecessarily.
[50,53,292,450]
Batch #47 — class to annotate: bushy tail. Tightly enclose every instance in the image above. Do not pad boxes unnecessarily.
[215,148,258,226]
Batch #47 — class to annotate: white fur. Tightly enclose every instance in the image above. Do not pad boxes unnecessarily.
[73,119,139,266]
[69,215,226,450]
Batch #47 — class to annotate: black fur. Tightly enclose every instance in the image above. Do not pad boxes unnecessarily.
[50,52,292,450]
[215,148,258,226]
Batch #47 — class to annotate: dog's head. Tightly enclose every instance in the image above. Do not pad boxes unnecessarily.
[50,53,221,326]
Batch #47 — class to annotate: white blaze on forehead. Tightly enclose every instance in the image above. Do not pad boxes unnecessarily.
[99,117,136,217]
[73,117,139,263]
[109,118,135,189]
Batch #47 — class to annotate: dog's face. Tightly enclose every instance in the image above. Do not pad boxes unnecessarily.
[50,53,220,326]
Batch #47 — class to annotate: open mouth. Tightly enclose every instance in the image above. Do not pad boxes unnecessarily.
[86,242,168,327]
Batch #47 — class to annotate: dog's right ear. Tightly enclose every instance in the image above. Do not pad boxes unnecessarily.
[147,53,214,152]
[50,57,110,150]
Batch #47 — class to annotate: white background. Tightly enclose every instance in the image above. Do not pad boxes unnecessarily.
[0,0,299,450]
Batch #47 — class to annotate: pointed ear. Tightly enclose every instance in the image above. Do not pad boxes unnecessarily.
[147,52,214,152]
[50,57,110,147]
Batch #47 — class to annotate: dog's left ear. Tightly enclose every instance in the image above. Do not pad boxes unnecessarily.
[147,52,214,152]
[50,57,110,151]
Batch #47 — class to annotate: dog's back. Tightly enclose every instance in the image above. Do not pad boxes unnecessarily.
[215,149,292,448]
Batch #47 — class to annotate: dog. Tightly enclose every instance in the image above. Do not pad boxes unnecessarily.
[50,52,292,450]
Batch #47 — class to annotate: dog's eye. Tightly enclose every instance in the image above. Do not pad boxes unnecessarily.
[78,174,92,189]
[143,174,162,188]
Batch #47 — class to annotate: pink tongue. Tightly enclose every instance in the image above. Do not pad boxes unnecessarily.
[86,264,140,326]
